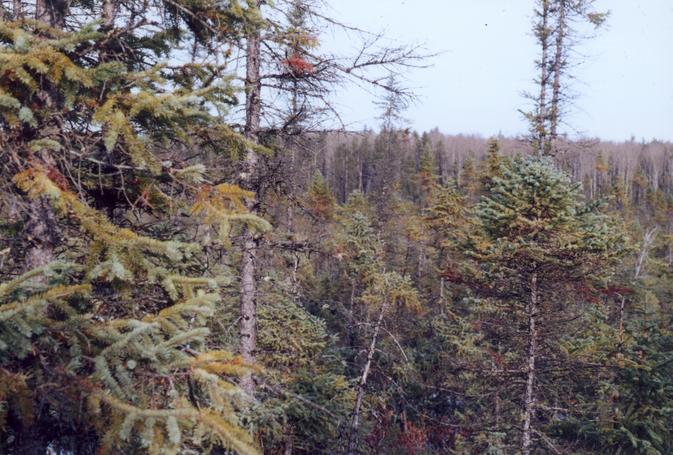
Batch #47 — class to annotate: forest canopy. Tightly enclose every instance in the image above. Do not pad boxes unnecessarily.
[0,0,671,454]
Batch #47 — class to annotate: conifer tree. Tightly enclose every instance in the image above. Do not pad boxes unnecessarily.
[233,1,424,399]
[0,1,268,452]
[326,195,419,455]
[447,156,625,453]
[524,0,608,155]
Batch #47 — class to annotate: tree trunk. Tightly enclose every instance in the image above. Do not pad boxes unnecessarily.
[634,227,657,280]
[102,0,117,26]
[535,0,551,155]
[618,294,626,348]
[12,0,22,18]
[283,429,293,455]
[239,0,262,395]
[549,0,567,144]
[23,0,67,277]
[24,198,57,271]
[521,272,538,455]
[346,298,388,455]
[617,227,657,348]
[35,0,68,27]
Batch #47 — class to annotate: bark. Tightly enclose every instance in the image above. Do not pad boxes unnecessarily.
[346,298,388,455]
[619,228,657,347]
[283,430,293,455]
[357,144,364,193]
[23,0,65,277]
[239,0,262,395]
[12,0,22,18]
[102,0,117,26]
[439,276,444,300]
[24,198,57,270]
[521,272,538,455]
[346,279,358,351]
[618,294,626,347]
[35,0,69,27]
[634,227,657,280]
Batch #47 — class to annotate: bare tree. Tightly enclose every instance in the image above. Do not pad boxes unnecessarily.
[234,0,428,396]
[524,0,553,155]
[524,0,608,155]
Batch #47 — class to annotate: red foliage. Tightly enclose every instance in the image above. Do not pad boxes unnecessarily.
[284,53,314,75]
[601,285,634,297]
[400,421,428,455]
[442,264,464,284]
[135,187,154,209]
[46,166,70,191]
[488,348,504,368]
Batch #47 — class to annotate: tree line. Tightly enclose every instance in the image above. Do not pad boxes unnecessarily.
[1,0,672,453]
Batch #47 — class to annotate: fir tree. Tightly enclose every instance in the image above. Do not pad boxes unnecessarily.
[447,156,626,453]
[0,3,267,452]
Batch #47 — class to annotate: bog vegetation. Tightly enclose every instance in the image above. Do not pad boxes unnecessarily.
[0,0,671,454]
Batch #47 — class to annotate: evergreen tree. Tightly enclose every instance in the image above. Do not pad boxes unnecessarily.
[447,156,626,453]
[0,2,267,452]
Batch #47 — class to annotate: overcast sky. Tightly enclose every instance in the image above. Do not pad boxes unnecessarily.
[323,0,673,142]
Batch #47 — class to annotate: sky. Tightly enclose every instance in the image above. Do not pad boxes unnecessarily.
[323,0,673,142]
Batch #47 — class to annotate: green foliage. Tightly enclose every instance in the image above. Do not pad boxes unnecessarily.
[442,155,628,452]
[0,1,669,453]
[2,172,260,453]
[0,6,267,452]
[468,156,626,267]
[553,327,673,454]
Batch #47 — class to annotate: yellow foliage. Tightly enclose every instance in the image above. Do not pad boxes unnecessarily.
[191,183,271,242]
[98,393,261,455]
[191,351,258,377]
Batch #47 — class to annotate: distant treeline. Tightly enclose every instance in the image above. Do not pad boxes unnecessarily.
[282,130,673,217]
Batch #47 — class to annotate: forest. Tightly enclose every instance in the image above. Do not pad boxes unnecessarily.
[0,0,672,454]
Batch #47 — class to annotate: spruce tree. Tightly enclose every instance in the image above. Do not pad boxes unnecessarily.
[0,2,267,452]
[447,156,625,453]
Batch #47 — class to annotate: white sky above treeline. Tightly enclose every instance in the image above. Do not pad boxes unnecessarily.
[324,0,673,142]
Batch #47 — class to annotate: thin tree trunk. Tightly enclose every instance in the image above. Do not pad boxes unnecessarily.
[239,0,262,395]
[549,0,567,144]
[287,145,295,233]
[521,272,538,455]
[12,0,22,18]
[617,227,657,348]
[634,227,657,280]
[36,0,68,27]
[618,294,626,347]
[439,276,444,300]
[102,0,117,26]
[346,298,388,455]
[283,429,293,455]
[535,0,551,155]
[357,145,364,193]
[344,151,349,202]
[347,279,358,349]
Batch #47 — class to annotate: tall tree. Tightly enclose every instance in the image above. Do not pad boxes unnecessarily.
[447,156,625,453]
[525,0,608,155]
[0,0,268,452]
[234,0,425,397]
[239,0,264,395]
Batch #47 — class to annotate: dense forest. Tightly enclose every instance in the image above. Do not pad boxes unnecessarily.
[0,0,672,454]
